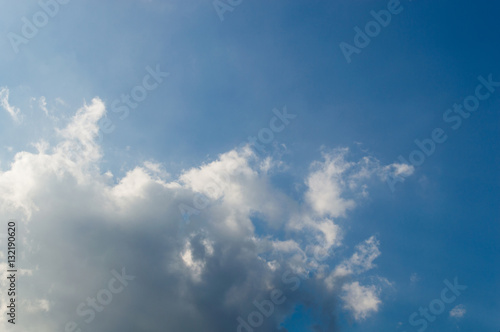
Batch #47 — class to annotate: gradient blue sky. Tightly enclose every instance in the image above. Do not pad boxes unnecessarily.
[0,0,499,331]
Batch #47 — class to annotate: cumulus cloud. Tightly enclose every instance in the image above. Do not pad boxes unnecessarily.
[0,98,413,331]
[305,149,357,218]
[341,282,381,320]
[322,236,386,321]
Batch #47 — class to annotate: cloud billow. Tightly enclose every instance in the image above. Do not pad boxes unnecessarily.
[0,98,411,331]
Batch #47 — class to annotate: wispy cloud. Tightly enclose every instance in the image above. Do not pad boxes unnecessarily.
[0,87,22,123]
[449,304,466,318]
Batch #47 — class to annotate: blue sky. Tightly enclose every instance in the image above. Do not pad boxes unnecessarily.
[0,0,499,331]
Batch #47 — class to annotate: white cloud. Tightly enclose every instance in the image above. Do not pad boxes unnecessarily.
[339,236,379,275]
[39,96,49,116]
[305,149,413,218]
[0,98,413,331]
[341,281,381,320]
[449,304,466,318]
[325,236,381,290]
[388,163,414,177]
[0,87,22,123]
[305,148,356,218]
[37,96,59,121]
[21,299,50,313]
[143,160,170,180]
[55,97,67,106]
